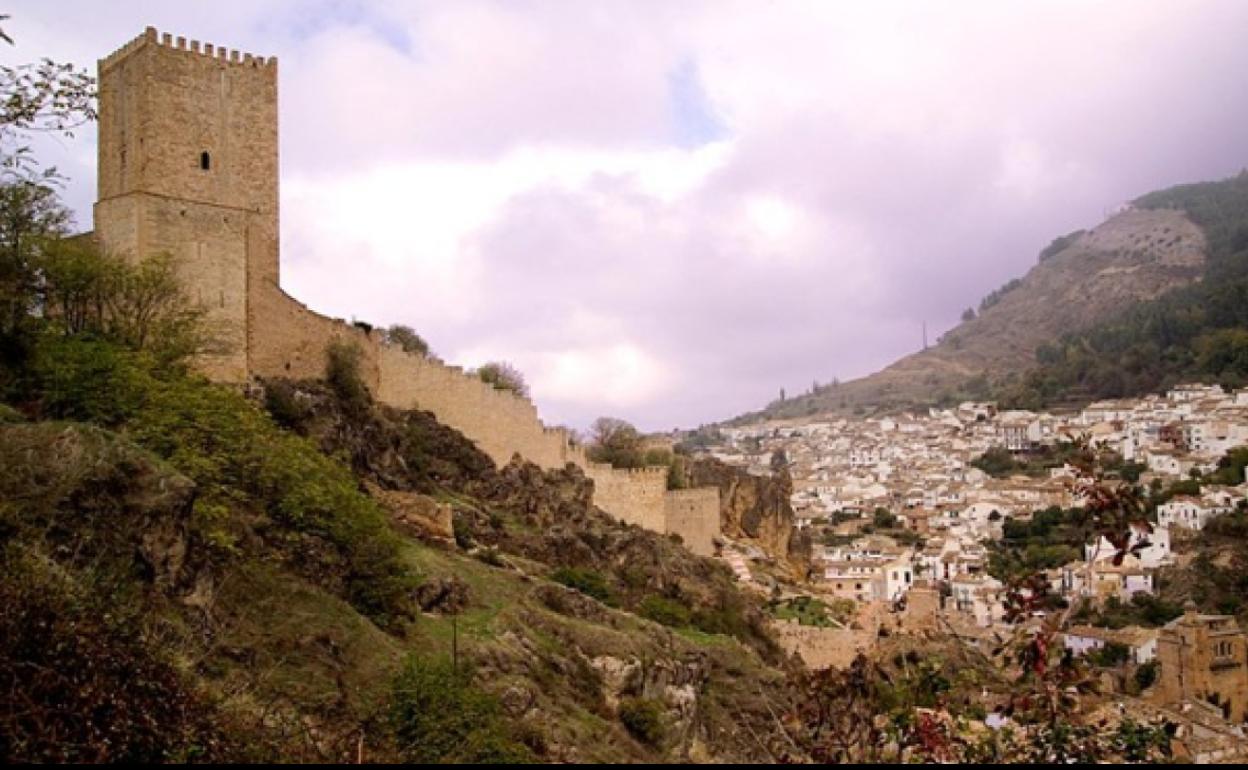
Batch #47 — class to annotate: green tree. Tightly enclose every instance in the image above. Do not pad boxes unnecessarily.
[0,17,96,183]
[38,242,205,361]
[1210,446,1248,485]
[872,508,898,529]
[0,180,69,353]
[326,339,370,415]
[972,447,1020,477]
[550,566,616,605]
[617,697,666,747]
[0,21,96,377]
[587,416,644,468]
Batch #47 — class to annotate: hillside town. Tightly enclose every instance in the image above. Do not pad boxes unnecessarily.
[9,3,1248,763]
[697,383,1248,756]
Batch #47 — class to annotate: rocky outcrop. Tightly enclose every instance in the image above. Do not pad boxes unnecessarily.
[258,378,783,659]
[368,484,454,541]
[681,456,811,571]
[0,422,197,591]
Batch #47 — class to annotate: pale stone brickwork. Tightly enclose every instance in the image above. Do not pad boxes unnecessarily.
[1155,609,1248,722]
[92,28,722,551]
[584,465,668,533]
[898,583,941,632]
[95,28,278,382]
[772,619,880,671]
[249,287,382,385]
[663,488,720,556]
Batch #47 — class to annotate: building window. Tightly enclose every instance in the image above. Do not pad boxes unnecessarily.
[200,151,211,170]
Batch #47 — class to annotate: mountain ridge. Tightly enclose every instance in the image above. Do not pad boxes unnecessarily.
[728,176,1240,424]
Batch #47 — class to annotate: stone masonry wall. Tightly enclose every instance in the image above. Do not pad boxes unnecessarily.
[376,343,571,469]
[246,284,687,537]
[663,488,721,556]
[248,283,381,386]
[95,193,252,381]
[584,465,669,533]
[95,28,279,382]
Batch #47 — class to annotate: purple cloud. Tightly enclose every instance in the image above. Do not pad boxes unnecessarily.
[6,0,1248,432]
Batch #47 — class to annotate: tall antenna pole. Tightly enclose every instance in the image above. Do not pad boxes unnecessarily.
[922,321,928,351]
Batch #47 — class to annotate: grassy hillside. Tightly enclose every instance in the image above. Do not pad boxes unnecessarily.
[0,339,799,762]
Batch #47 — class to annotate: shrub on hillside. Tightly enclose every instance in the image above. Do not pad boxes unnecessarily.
[638,594,692,628]
[692,594,757,640]
[551,566,617,606]
[389,655,533,764]
[0,548,230,763]
[24,337,414,625]
[617,697,667,747]
[30,336,148,425]
[262,379,313,430]
[326,339,370,415]
[129,369,413,623]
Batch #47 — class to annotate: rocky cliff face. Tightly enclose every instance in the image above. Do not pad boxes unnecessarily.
[682,457,811,572]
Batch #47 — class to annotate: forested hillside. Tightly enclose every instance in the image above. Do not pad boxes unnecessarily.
[996,172,1248,408]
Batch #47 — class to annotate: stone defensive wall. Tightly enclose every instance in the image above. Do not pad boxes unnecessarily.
[663,488,720,556]
[580,464,668,533]
[246,284,720,545]
[249,284,381,386]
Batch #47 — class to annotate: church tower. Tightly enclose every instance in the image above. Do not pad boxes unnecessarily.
[93,27,279,381]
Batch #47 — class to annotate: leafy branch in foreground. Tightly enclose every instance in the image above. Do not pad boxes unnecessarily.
[0,19,96,184]
[991,442,1169,762]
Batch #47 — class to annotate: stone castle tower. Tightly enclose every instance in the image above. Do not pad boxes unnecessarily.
[89,28,724,557]
[1155,606,1248,721]
[94,28,279,381]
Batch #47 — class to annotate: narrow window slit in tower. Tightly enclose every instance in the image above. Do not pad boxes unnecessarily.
[200,151,211,170]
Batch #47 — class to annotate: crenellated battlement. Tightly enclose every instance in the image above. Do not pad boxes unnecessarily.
[100,26,277,73]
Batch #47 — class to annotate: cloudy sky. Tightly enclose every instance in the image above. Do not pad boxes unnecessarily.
[6,1,1248,431]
